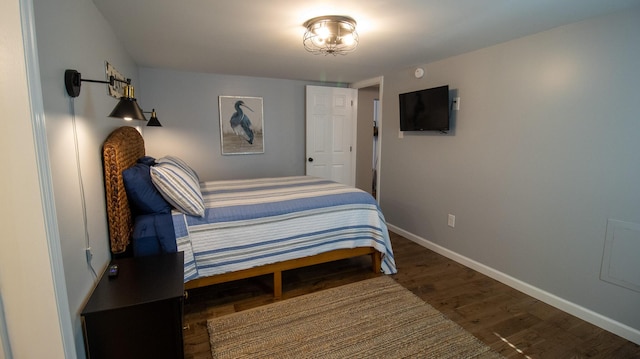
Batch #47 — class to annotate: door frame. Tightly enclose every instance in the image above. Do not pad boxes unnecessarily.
[351,77,383,203]
[13,0,77,357]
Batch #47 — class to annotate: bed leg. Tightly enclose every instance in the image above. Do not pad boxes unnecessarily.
[372,252,382,274]
[274,271,282,299]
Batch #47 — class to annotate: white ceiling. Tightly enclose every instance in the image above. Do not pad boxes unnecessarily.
[93,0,640,84]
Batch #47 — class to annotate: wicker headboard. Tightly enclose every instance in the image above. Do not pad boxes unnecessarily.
[103,126,145,253]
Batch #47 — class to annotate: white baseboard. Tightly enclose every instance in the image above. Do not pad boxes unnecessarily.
[387,224,640,345]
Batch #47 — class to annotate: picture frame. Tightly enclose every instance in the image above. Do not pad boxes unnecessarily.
[219,96,264,155]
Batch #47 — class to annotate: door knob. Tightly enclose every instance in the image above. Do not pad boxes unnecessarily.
[308,158,314,162]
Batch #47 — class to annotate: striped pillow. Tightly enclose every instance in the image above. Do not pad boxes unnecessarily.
[150,160,205,217]
[156,155,199,181]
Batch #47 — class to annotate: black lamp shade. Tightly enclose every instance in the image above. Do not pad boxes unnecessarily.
[147,115,162,127]
[145,108,162,126]
[109,97,147,121]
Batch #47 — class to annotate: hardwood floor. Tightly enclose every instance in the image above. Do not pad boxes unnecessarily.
[182,232,640,358]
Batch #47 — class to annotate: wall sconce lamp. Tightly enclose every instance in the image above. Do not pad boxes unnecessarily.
[64,69,147,121]
[145,109,162,127]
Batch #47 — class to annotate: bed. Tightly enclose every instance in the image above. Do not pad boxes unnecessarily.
[103,126,396,298]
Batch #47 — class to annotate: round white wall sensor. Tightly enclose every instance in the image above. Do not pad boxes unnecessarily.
[414,67,424,78]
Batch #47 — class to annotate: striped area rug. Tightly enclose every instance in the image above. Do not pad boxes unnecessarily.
[207,276,503,358]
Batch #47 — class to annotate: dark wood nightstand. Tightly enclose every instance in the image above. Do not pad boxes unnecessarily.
[81,252,185,359]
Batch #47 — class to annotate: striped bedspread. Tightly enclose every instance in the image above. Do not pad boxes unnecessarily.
[172,176,396,282]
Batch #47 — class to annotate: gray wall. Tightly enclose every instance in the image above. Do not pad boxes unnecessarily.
[33,0,139,357]
[138,67,330,181]
[380,9,640,335]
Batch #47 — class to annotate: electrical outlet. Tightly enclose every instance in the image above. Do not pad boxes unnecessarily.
[447,214,456,228]
[453,97,460,111]
[85,247,93,262]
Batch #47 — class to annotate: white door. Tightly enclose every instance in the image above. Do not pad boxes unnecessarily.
[305,86,357,186]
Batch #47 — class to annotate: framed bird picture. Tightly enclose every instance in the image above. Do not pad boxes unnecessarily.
[219,96,264,155]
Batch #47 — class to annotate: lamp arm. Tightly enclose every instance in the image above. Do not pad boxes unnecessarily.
[111,77,132,86]
[79,76,130,86]
[64,69,132,98]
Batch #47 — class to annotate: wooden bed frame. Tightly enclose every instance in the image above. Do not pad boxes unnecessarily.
[103,126,380,298]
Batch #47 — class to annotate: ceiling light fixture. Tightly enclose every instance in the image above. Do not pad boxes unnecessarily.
[303,15,359,56]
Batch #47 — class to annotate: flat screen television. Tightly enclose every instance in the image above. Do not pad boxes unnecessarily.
[399,85,450,132]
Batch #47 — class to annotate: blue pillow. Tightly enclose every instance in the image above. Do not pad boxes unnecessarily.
[137,156,156,166]
[132,214,161,256]
[122,163,171,215]
[132,213,177,257]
